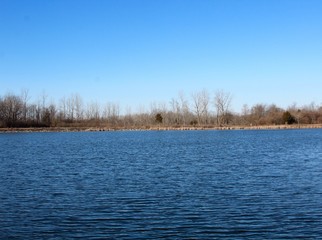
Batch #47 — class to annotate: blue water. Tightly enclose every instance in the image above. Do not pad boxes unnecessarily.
[1,129,322,239]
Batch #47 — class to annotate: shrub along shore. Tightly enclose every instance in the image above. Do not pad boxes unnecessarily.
[1,91,322,130]
[1,124,322,133]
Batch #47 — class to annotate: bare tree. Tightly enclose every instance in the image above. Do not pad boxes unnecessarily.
[169,92,190,126]
[134,105,150,127]
[170,97,180,125]
[3,88,322,129]
[214,90,232,126]
[123,106,134,127]
[0,96,4,127]
[178,91,190,126]
[41,90,48,111]
[301,102,319,124]
[191,89,209,125]
[266,104,283,125]
[103,102,120,126]
[74,94,84,121]
[86,101,100,122]
[67,97,74,121]
[48,104,57,126]
[201,90,210,124]
[191,92,202,125]
[27,104,37,123]
[0,94,23,127]
[250,104,266,125]
[240,104,250,125]
[20,88,30,122]
[59,97,67,121]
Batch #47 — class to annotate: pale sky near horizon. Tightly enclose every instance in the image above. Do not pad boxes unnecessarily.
[1,0,321,113]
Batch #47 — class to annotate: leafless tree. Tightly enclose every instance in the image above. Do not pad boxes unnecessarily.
[103,102,120,126]
[0,96,4,127]
[123,106,134,127]
[74,94,84,121]
[66,96,75,121]
[20,88,30,122]
[134,105,150,127]
[169,92,190,126]
[191,89,209,125]
[0,94,23,127]
[300,102,319,124]
[27,104,37,122]
[250,104,266,125]
[41,91,48,111]
[178,91,190,126]
[170,98,180,125]
[214,90,232,126]
[2,90,322,129]
[240,104,250,125]
[48,104,57,126]
[86,101,100,121]
[265,104,283,125]
[59,96,67,121]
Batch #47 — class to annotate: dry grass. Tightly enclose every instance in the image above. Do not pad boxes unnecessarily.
[1,124,322,133]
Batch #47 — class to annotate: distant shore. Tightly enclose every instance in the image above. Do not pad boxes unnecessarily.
[1,124,322,133]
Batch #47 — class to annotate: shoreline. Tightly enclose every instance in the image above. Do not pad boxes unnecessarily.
[1,124,322,133]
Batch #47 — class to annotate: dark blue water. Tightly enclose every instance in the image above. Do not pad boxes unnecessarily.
[1,129,322,239]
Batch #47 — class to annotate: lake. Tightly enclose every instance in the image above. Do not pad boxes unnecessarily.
[1,129,322,239]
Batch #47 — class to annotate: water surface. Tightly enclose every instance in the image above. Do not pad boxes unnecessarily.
[1,129,322,239]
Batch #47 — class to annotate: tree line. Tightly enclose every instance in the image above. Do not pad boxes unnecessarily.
[1,89,322,129]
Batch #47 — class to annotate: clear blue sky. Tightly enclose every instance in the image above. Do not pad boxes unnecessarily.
[1,0,321,112]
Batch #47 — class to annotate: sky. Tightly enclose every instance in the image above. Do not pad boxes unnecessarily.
[1,0,322,113]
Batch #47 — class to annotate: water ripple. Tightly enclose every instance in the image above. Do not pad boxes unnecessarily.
[1,130,322,239]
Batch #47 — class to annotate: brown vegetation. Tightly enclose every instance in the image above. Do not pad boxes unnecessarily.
[1,90,322,131]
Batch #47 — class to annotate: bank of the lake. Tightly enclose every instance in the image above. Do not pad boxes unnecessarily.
[1,124,322,133]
